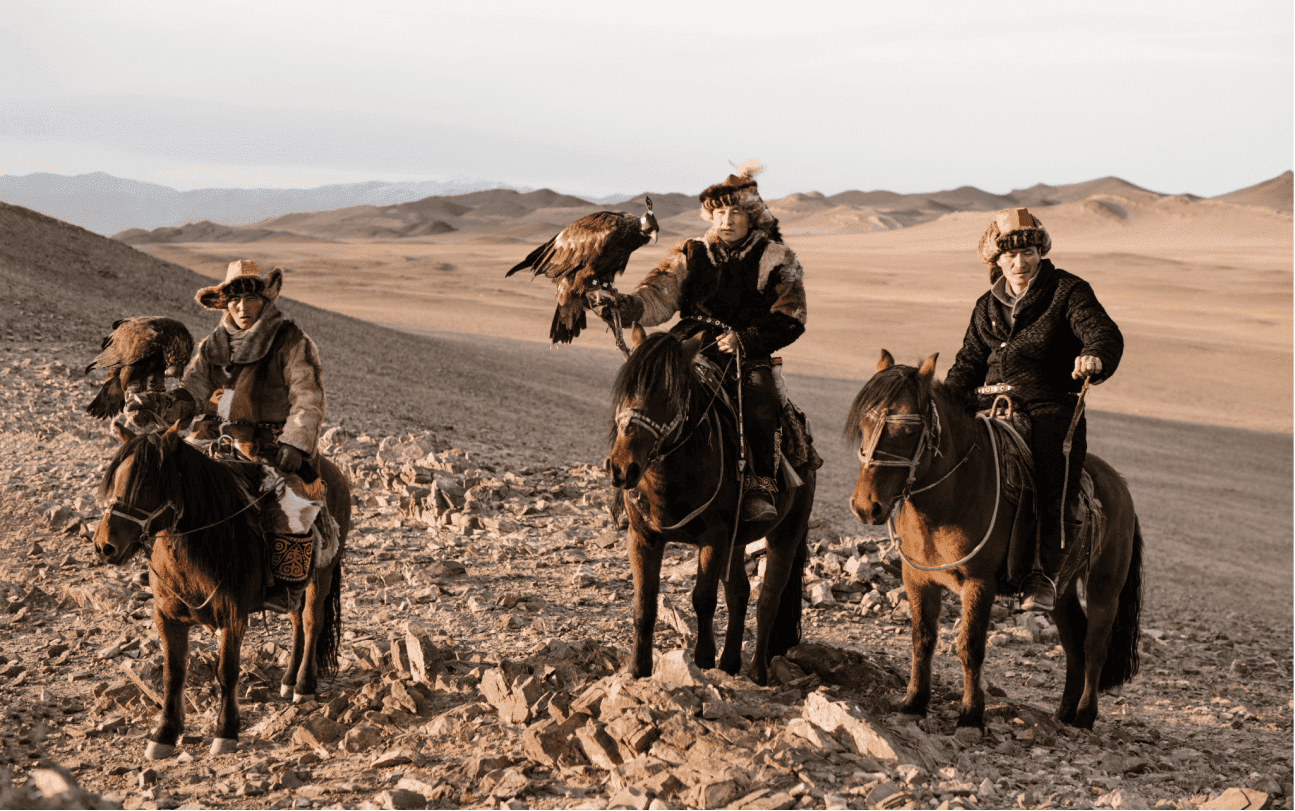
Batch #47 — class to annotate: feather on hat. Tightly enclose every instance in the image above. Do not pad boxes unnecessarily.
[978,208,1051,273]
[196,260,284,310]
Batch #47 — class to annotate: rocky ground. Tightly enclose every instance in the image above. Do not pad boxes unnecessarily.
[1,341,1291,811]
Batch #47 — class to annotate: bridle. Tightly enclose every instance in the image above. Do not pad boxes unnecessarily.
[106,499,176,553]
[857,398,1000,572]
[615,405,688,468]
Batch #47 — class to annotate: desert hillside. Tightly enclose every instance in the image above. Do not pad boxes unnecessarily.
[0,201,1290,810]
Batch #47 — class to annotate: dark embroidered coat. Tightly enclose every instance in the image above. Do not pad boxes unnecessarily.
[630,229,807,360]
[944,260,1122,416]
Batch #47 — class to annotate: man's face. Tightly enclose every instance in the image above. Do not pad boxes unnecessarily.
[713,206,751,245]
[997,247,1041,295]
[228,293,264,329]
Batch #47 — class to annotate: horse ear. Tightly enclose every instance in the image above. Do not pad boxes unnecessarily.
[681,331,704,362]
[630,322,647,348]
[917,353,939,387]
[877,349,895,372]
[164,420,184,437]
[112,422,136,444]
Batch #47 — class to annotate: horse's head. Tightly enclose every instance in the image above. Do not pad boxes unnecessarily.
[93,426,184,564]
[846,350,939,524]
[606,325,703,490]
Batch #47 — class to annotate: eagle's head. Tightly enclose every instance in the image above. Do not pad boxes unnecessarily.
[640,196,659,244]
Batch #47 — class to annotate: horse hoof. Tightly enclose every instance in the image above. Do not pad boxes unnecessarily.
[210,738,238,755]
[292,693,315,704]
[144,741,175,760]
[280,684,293,699]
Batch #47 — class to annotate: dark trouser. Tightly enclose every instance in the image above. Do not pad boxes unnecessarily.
[721,361,782,491]
[1028,409,1086,573]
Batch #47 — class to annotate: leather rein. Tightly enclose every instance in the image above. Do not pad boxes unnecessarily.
[858,400,1002,572]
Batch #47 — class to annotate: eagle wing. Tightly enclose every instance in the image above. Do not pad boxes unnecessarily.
[85,317,194,374]
[506,211,637,284]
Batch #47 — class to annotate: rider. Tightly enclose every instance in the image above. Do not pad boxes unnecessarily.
[944,208,1123,612]
[168,259,327,613]
[595,162,808,521]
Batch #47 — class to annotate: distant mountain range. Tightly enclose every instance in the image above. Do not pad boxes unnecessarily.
[0,172,537,236]
[1,170,1289,241]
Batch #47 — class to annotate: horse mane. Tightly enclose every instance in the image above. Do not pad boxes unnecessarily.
[101,432,262,593]
[845,363,976,446]
[608,331,701,448]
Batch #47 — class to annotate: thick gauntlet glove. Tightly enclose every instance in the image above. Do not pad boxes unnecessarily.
[163,389,197,427]
[276,443,304,473]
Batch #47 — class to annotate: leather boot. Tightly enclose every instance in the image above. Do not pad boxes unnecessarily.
[262,581,307,614]
[741,477,778,522]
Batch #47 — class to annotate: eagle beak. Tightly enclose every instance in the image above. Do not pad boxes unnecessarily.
[164,364,184,378]
[651,231,659,244]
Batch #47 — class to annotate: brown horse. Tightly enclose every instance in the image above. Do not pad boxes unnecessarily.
[606,326,815,685]
[93,424,350,758]
[846,351,1141,731]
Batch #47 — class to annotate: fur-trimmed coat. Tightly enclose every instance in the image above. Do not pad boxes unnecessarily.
[630,228,807,359]
[944,260,1122,416]
[181,302,325,456]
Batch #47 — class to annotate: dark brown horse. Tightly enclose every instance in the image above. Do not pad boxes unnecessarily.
[606,326,815,685]
[846,351,1141,731]
[93,425,350,758]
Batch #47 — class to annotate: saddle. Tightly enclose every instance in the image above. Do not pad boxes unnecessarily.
[978,406,1104,595]
[692,355,823,492]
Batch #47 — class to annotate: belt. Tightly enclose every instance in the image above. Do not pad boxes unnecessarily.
[976,384,1013,395]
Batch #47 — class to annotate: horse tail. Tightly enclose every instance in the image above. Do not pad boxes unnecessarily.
[768,536,807,657]
[315,561,343,677]
[1099,516,1142,690]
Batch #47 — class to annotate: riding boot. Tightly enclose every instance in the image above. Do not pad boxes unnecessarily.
[1020,521,1062,612]
[739,365,781,523]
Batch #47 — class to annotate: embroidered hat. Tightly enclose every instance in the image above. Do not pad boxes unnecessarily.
[698,160,780,237]
[195,260,284,310]
[978,208,1051,271]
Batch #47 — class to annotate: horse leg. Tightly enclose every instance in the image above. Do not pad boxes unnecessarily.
[750,536,797,686]
[282,605,306,700]
[954,580,995,729]
[211,622,244,754]
[900,575,941,717]
[1052,585,1088,725]
[628,531,663,678]
[146,615,189,759]
[1071,580,1122,730]
[290,564,336,702]
[717,548,750,677]
[691,539,725,671]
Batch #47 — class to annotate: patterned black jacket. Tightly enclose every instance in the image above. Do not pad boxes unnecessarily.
[629,229,807,361]
[944,260,1123,416]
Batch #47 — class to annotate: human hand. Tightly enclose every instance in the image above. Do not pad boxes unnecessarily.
[163,389,197,426]
[717,331,741,355]
[1072,355,1102,381]
[276,443,304,473]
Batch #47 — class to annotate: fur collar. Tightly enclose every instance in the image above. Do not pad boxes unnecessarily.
[208,302,287,366]
[701,228,766,265]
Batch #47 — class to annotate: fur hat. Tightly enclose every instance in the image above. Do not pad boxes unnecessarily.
[699,160,780,237]
[978,208,1051,270]
[196,260,284,310]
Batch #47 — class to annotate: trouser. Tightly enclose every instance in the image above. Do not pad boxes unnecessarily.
[724,362,782,492]
[1028,409,1086,573]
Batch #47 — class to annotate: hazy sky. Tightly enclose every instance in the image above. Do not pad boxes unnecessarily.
[2,0,1290,198]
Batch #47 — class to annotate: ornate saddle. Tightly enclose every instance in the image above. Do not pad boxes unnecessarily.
[691,355,823,491]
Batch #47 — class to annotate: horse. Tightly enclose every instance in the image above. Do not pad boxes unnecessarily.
[92,423,350,758]
[845,351,1142,731]
[606,325,816,686]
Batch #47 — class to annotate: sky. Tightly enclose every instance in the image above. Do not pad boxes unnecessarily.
[1,0,1291,199]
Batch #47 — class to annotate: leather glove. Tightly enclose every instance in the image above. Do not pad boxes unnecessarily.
[163,389,197,427]
[276,443,304,473]
[587,290,643,322]
[1072,355,1103,381]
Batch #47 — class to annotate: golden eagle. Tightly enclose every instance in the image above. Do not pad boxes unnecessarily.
[507,197,658,344]
[85,317,194,419]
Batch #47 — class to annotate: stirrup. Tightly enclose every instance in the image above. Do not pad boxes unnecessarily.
[1019,571,1056,612]
[741,491,777,522]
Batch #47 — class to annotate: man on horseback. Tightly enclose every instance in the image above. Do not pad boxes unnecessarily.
[594,162,808,522]
[168,260,328,613]
[944,209,1123,612]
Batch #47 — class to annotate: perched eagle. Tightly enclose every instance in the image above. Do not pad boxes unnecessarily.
[85,317,195,419]
[506,197,659,344]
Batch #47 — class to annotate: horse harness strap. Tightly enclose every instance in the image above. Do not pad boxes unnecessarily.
[654,410,726,532]
[615,405,688,466]
[858,403,943,502]
[108,501,176,552]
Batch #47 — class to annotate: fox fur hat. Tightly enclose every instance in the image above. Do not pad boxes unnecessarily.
[978,208,1051,272]
[699,160,780,237]
[196,260,284,310]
